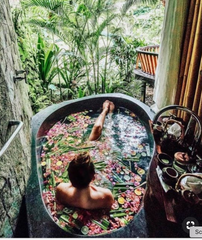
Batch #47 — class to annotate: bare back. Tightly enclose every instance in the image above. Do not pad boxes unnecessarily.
[56,182,114,210]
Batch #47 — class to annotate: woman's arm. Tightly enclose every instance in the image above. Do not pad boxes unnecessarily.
[88,104,109,141]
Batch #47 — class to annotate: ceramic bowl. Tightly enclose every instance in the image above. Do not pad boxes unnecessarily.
[157,153,173,169]
[162,167,179,187]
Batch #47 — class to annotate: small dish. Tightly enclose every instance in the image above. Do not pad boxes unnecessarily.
[157,153,173,169]
[162,167,179,187]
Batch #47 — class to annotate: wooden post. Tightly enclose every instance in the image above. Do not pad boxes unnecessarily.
[179,0,199,107]
[141,81,146,103]
[198,84,202,120]
[193,57,202,114]
[175,0,195,105]
[136,54,140,69]
[182,0,202,110]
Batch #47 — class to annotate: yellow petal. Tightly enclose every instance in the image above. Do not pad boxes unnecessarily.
[118,197,125,204]
[134,188,142,196]
[56,161,62,166]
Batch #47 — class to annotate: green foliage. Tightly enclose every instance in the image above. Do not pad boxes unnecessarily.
[12,7,54,113]
[132,3,165,44]
[29,79,52,112]
[121,0,158,15]
[57,51,87,99]
[21,0,121,95]
[36,34,60,89]
[12,8,35,69]
[21,0,65,11]
[133,5,151,15]
[77,87,86,98]
[110,35,146,83]
[13,0,164,112]
[117,79,142,98]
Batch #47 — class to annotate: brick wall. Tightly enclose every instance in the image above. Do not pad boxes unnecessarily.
[0,0,32,237]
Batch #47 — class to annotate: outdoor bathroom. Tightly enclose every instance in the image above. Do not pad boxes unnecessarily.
[0,0,202,238]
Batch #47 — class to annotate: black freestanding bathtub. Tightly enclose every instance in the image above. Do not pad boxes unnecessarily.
[26,93,155,237]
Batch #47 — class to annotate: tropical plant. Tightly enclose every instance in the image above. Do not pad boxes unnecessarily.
[20,0,122,94]
[36,34,60,91]
[132,2,165,44]
[121,0,158,15]
[110,35,146,83]
[62,0,121,94]
[14,0,164,112]
[56,53,86,99]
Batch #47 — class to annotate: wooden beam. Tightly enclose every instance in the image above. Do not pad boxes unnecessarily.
[182,0,202,110]
[175,0,195,105]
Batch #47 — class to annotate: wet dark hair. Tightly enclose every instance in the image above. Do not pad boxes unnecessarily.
[68,152,95,189]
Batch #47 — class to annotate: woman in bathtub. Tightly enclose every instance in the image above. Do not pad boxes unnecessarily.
[56,100,115,209]
[56,152,114,209]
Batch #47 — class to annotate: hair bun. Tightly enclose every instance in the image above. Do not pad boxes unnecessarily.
[76,152,90,164]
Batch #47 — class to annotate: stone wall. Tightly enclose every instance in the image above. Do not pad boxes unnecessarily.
[0,0,32,237]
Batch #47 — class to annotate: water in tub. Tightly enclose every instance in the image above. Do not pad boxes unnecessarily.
[40,107,152,235]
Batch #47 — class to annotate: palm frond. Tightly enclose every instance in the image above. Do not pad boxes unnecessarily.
[61,12,77,29]
[87,13,117,45]
[26,19,67,42]
[21,0,66,13]
[47,66,58,83]
[121,0,158,15]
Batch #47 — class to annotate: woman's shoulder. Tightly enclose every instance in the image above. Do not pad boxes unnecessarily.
[90,185,114,207]
[56,182,72,197]
[55,182,74,205]
[56,182,71,190]
[91,185,112,194]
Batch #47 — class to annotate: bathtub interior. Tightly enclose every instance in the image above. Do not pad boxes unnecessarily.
[36,96,154,140]
[28,94,155,237]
